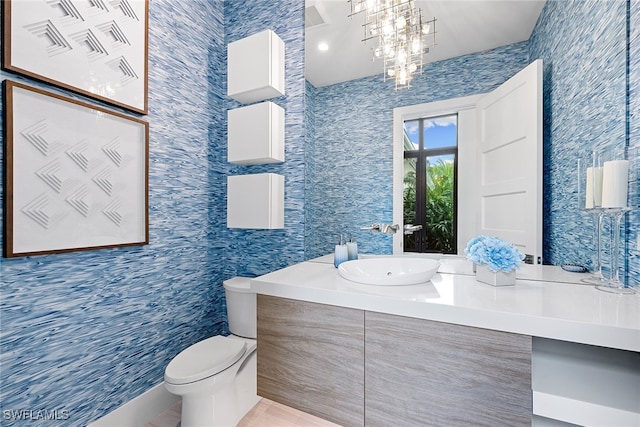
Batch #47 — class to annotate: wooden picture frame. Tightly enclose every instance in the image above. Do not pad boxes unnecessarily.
[3,0,149,114]
[3,80,149,257]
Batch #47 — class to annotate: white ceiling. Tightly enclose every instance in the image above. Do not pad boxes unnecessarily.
[305,0,546,87]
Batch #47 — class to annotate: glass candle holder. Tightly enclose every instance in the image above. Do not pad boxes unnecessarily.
[593,144,634,294]
[597,208,633,293]
[577,150,605,283]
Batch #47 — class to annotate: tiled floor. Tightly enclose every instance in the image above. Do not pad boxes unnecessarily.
[144,401,181,427]
[144,398,341,427]
[238,399,339,427]
[237,399,340,427]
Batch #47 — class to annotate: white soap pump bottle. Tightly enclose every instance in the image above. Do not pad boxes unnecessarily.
[334,234,348,268]
[347,234,358,261]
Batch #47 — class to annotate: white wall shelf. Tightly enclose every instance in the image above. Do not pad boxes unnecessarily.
[532,338,640,426]
[228,101,284,165]
[227,29,285,104]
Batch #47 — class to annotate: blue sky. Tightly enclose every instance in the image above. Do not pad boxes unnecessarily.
[405,115,457,150]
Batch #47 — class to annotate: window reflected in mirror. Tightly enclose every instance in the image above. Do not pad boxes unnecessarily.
[403,115,457,253]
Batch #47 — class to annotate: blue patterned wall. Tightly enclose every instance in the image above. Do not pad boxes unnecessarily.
[528,0,637,283]
[0,1,227,425]
[305,43,530,259]
[0,0,306,424]
[629,0,640,285]
[305,80,318,251]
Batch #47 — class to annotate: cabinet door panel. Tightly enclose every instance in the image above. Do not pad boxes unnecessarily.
[365,312,532,427]
[257,295,365,427]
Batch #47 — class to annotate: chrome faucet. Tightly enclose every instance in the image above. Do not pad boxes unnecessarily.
[403,224,423,235]
[381,224,400,234]
[360,223,400,234]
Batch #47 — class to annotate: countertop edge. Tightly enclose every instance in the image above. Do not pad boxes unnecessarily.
[251,260,640,352]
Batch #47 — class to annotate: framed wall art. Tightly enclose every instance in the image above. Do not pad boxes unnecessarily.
[3,80,149,257]
[3,0,149,114]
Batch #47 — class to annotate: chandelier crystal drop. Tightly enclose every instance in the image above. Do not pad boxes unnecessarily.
[349,0,437,90]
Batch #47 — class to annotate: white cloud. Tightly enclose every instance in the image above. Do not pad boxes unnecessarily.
[404,121,419,134]
[424,116,457,129]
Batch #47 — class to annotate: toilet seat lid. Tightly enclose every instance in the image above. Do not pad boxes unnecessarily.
[164,336,247,385]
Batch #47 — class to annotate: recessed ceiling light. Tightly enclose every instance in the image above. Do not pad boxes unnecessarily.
[318,42,329,52]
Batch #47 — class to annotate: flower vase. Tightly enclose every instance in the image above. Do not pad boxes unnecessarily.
[475,264,516,286]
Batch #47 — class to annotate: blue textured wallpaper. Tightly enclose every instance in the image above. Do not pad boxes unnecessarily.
[305,43,530,259]
[305,80,318,253]
[528,0,636,283]
[0,1,227,425]
[629,0,640,285]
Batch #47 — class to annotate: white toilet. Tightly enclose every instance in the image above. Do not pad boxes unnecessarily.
[164,277,259,427]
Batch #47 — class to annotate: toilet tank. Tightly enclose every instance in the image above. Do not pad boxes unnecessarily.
[223,277,256,339]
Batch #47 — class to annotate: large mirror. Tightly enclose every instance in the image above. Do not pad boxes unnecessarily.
[303,0,547,259]
[303,0,631,281]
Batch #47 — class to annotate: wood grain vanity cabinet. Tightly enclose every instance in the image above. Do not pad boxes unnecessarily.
[257,295,365,426]
[365,312,532,427]
[257,295,532,427]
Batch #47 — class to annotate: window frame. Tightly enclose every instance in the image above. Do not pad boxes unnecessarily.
[392,94,482,255]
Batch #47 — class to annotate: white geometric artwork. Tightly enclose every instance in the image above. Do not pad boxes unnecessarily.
[4,0,148,114]
[4,81,148,257]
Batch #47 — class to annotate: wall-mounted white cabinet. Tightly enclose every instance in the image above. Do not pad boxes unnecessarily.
[228,101,284,165]
[227,173,284,229]
[227,29,285,104]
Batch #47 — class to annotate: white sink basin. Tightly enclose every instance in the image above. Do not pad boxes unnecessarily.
[338,257,440,286]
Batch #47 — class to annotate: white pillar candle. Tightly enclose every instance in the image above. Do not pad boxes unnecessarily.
[585,166,603,208]
[593,166,603,207]
[601,160,629,208]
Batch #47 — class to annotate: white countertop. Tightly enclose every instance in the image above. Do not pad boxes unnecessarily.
[251,255,640,352]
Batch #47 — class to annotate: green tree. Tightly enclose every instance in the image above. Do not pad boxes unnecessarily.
[425,159,454,253]
[403,159,454,253]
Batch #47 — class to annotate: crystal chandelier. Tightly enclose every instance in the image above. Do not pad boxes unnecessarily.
[349,0,437,90]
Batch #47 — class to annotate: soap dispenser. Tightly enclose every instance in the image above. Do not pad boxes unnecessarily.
[347,234,358,261]
[334,234,348,268]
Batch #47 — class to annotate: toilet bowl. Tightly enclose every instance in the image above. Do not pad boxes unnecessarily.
[164,277,258,427]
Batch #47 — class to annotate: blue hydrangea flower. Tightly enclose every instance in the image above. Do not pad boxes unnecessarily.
[464,235,525,272]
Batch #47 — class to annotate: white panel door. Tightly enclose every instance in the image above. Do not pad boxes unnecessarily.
[476,59,543,264]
